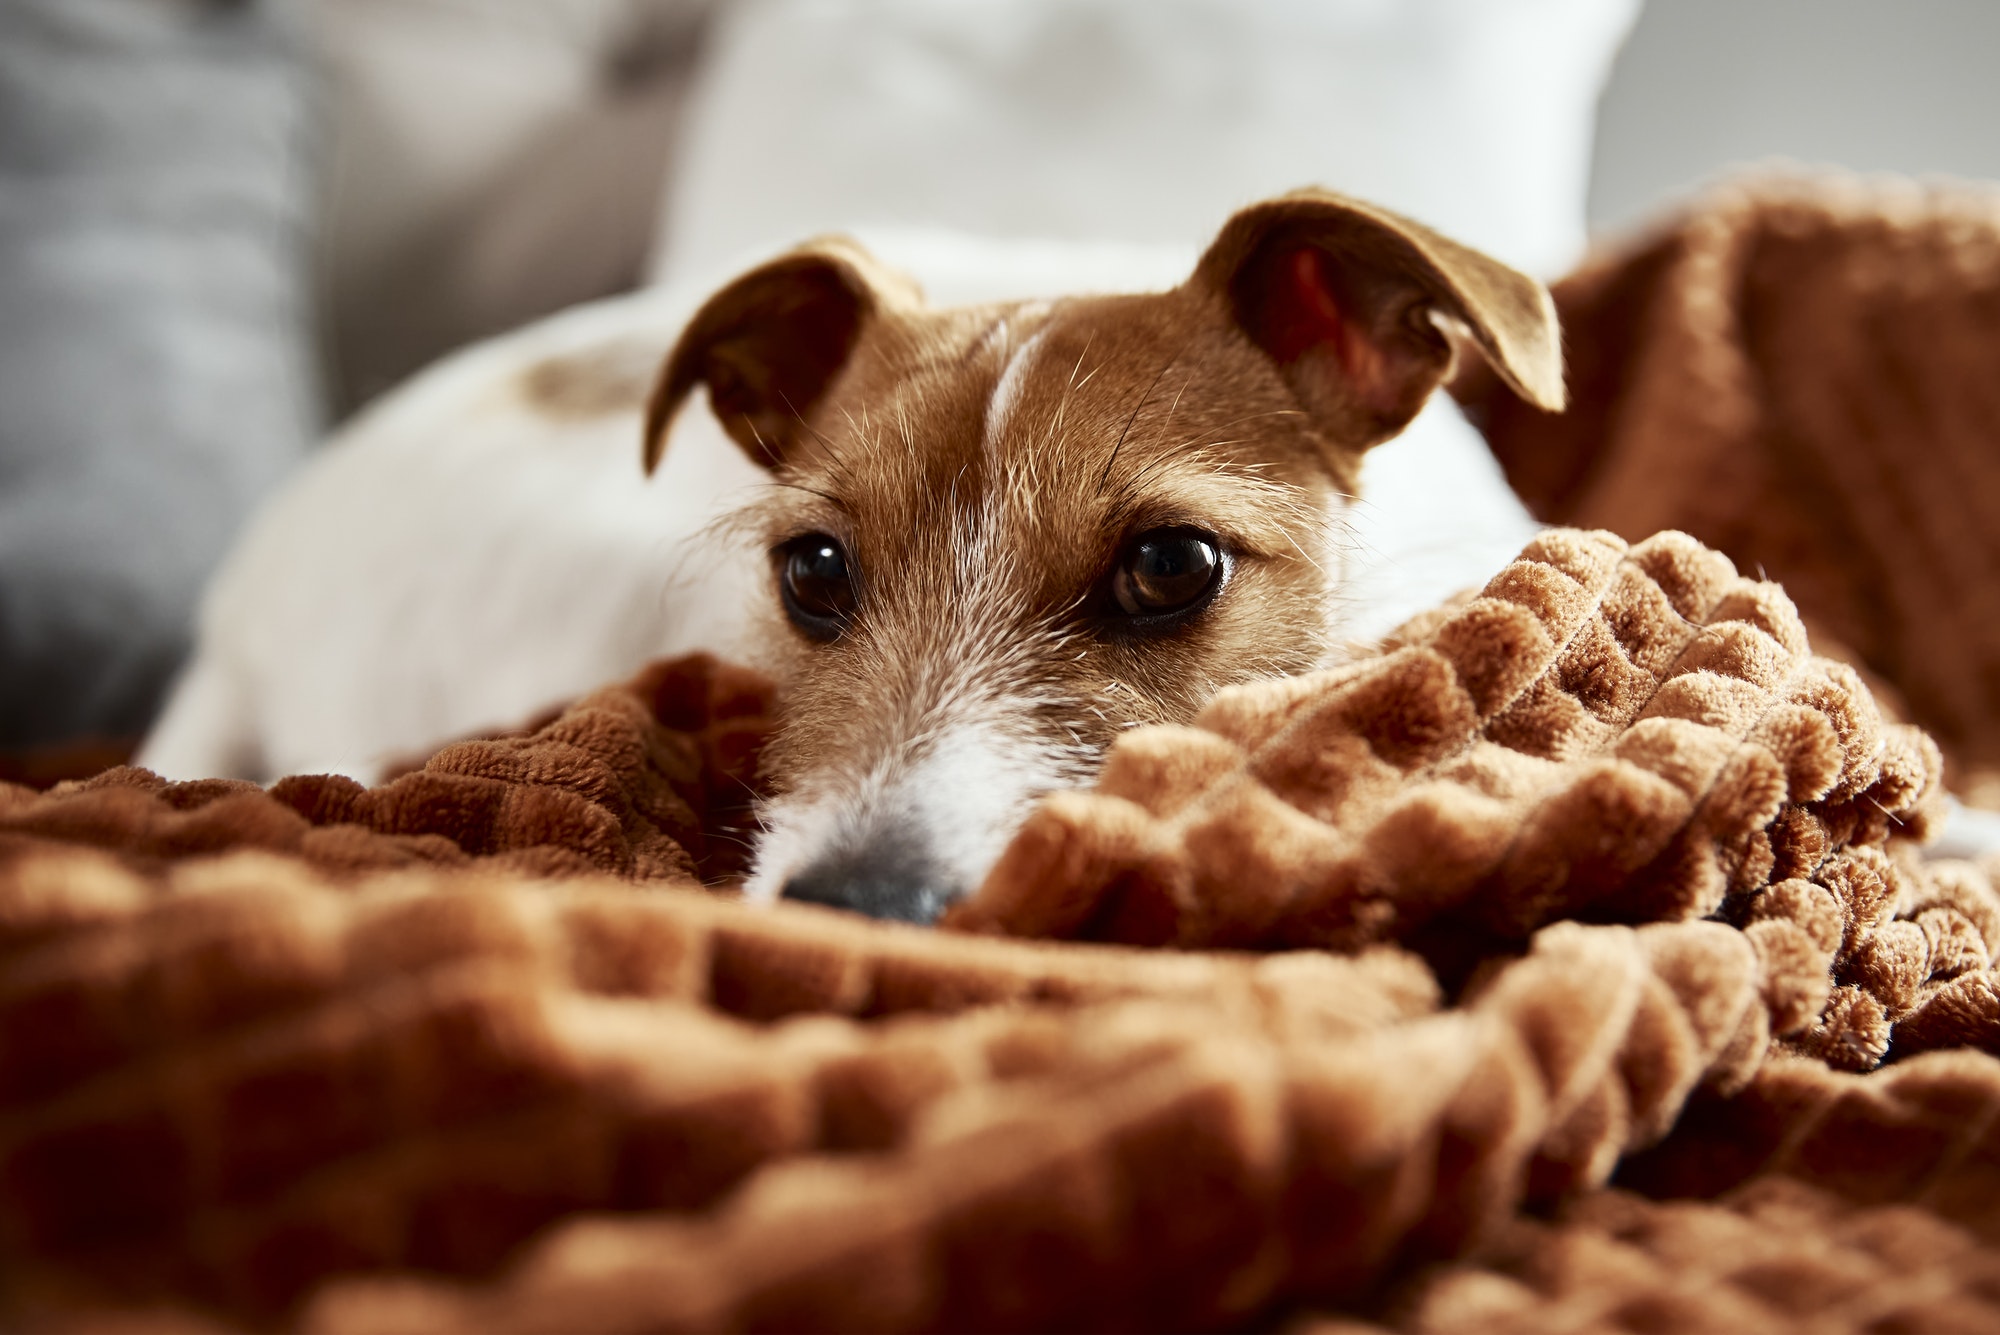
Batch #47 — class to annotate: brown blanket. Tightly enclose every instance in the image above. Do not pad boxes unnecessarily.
[1455,172,2000,799]
[9,178,2000,1332]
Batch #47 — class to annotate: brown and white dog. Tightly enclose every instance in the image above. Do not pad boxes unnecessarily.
[140,190,1561,922]
[644,189,1561,920]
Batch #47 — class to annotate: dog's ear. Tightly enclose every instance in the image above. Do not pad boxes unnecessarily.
[1192,189,1564,451]
[644,239,919,473]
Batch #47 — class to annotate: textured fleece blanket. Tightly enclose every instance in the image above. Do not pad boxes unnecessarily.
[1453,172,2000,799]
[9,178,2000,1333]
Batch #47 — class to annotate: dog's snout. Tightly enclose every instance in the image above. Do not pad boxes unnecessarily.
[781,829,956,924]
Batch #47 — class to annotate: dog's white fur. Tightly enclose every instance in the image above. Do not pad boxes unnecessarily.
[141,291,764,782]
[140,230,1541,799]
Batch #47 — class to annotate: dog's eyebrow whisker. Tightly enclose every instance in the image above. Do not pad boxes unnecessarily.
[834,402,872,456]
[774,390,838,454]
[768,480,852,510]
[1065,335,1095,391]
[1279,528,1329,577]
[774,390,868,494]
[1044,332,1098,450]
[1097,341,1188,495]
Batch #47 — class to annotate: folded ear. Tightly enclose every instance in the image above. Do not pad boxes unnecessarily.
[1191,189,1564,451]
[644,239,919,473]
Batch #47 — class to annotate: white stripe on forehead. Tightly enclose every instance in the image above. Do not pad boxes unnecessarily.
[982,312,1051,451]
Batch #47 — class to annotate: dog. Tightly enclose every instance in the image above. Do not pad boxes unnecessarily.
[643,188,1560,919]
[141,190,1562,923]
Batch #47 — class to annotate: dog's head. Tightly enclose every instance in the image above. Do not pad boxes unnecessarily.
[646,190,1562,922]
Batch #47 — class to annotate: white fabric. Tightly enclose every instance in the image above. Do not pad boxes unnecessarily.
[1337,399,1544,646]
[652,0,1641,284]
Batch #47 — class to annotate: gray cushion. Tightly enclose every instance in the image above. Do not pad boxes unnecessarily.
[0,0,317,746]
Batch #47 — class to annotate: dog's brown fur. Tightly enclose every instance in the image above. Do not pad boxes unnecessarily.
[644,189,1563,920]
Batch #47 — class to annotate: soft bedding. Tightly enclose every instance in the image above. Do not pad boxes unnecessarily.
[7,174,2000,1333]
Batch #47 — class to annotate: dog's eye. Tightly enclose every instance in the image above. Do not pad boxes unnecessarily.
[1110,529,1223,619]
[778,534,858,640]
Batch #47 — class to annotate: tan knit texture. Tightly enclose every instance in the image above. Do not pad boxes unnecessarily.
[1312,1175,2000,1335]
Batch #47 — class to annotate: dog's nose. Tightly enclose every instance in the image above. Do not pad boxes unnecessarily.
[781,831,953,924]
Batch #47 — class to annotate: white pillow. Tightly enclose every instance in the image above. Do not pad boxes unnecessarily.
[651,0,1641,284]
